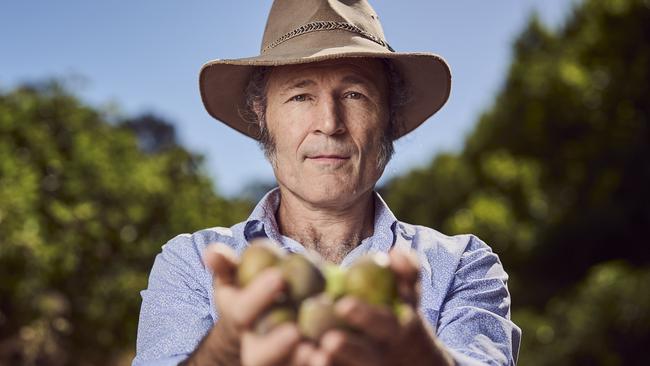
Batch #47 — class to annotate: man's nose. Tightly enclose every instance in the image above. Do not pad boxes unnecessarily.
[312,95,346,136]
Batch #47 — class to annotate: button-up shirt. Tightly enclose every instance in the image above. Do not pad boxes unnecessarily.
[133,189,521,365]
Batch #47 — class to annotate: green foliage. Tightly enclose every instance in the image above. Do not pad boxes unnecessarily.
[385,153,476,229]
[515,262,650,366]
[386,0,650,363]
[0,82,251,364]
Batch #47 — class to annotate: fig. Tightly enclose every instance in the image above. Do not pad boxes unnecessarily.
[343,252,397,306]
[393,301,416,326]
[238,242,283,287]
[323,263,346,300]
[280,253,325,303]
[255,305,296,334]
[298,294,340,341]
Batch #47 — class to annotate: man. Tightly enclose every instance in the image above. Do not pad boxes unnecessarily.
[134,1,521,365]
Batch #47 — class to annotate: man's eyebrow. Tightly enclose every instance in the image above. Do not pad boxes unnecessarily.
[279,74,375,93]
[341,75,372,86]
[283,79,316,91]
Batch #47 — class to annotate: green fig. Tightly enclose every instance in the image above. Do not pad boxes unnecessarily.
[238,242,283,287]
[255,305,296,334]
[298,294,340,341]
[323,263,346,300]
[393,301,416,326]
[280,253,325,303]
[344,253,397,306]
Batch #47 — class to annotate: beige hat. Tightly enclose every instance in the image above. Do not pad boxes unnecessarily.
[199,0,451,140]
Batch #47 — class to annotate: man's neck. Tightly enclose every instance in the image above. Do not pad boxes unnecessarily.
[275,188,375,264]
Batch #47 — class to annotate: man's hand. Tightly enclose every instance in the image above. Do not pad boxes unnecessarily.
[303,249,455,366]
[185,246,454,366]
[183,244,304,366]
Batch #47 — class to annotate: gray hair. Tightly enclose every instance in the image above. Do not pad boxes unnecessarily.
[240,59,409,169]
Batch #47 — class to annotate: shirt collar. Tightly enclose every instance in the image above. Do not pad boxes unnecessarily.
[243,187,398,253]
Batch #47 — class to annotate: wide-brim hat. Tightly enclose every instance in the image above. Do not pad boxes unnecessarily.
[199,0,451,140]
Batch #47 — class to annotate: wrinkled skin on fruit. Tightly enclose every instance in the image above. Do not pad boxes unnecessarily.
[343,252,398,306]
[280,253,326,303]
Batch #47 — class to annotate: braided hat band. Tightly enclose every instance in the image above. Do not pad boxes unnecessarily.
[263,21,394,53]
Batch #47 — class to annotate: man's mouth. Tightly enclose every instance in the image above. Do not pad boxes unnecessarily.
[306,154,350,163]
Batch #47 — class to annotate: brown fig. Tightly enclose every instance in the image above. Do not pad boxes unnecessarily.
[280,253,325,303]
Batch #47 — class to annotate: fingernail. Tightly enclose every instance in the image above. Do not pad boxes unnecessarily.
[277,323,300,340]
[334,297,357,315]
[206,242,226,253]
[205,243,236,260]
[321,330,344,351]
[263,268,285,287]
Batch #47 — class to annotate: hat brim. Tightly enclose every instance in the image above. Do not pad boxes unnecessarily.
[199,43,451,140]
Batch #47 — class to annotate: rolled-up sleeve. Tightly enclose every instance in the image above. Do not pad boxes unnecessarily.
[437,236,521,365]
[132,234,214,366]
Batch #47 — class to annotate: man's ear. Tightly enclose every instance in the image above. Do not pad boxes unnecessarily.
[251,100,265,124]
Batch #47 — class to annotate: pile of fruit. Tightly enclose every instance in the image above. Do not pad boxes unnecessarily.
[237,242,412,341]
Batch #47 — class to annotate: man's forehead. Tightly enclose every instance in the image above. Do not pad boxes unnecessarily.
[268,58,387,89]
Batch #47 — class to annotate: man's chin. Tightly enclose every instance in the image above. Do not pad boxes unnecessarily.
[298,184,372,208]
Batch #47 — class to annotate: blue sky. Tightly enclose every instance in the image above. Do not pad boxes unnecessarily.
[0,1,575,197]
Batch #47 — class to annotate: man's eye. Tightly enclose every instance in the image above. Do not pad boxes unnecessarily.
[345,92,363,100]
[290,94,308,102]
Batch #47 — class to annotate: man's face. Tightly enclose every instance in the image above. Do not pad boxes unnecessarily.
[264,58,390,207]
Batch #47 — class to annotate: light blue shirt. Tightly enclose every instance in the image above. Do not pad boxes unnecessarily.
[133,189,521,365]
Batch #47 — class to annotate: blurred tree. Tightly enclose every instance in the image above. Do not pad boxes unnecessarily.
[239,180,279,203]
[515,261,650,366]
[464,0,650,304]
[388,0,649,304]
[386,0,649,363]
[0,82,251,364]
[121,113,177,154]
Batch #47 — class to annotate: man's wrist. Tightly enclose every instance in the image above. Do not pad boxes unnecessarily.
[182,320,241,366]
[395,314,454,366]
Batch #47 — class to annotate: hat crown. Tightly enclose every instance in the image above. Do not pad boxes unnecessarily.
[261,0,388,53]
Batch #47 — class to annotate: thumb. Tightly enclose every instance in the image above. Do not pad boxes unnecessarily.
[389,248,421,306]
[203,243,240,287]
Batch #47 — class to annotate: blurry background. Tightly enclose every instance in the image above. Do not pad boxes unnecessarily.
[1,0,648,364]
